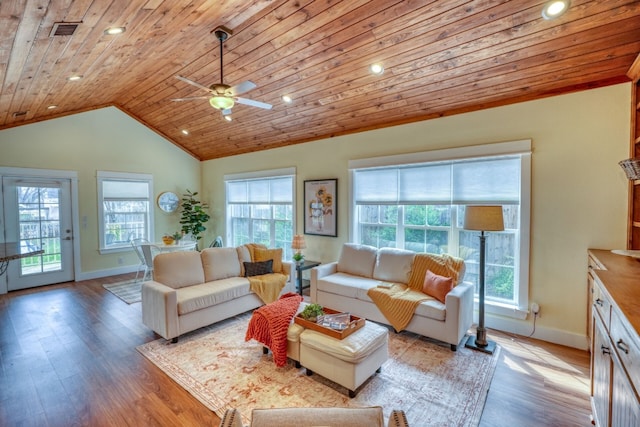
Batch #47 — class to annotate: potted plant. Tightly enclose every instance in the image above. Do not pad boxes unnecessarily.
[300,303,324,322]
[179,190,211,245]
[292,252,304,264]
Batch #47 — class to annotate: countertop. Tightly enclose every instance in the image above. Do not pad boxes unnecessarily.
[589,249,640,336]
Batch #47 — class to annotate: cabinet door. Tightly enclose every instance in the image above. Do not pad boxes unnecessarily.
[611,349,640,426]
[591,313,612,427]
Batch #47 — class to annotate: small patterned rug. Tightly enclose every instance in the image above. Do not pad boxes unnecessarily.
[102,280,141,304]
[137,315,499,426]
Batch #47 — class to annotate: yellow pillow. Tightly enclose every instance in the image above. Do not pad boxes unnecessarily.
[253,248,283,274]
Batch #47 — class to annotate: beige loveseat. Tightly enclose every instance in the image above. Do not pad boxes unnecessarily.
[141,245,294,342]
[219,406,409,427]
[311,243,473,350]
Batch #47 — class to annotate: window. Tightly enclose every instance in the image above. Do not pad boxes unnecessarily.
[350,141,531,316]
[225,168,295,258]
[97,171,153,253]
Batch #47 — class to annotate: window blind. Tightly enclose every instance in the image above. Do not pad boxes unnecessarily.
[354,156,520,205]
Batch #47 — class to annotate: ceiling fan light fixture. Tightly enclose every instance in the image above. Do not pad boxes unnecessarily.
[542,0,570,20]
[209,96,234,110]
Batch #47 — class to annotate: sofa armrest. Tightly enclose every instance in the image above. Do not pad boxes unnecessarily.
[141,281,179,341]
[445,281,475,346]
[310,261,337,302]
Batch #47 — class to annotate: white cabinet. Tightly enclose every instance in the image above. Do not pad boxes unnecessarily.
[588,251,640,427]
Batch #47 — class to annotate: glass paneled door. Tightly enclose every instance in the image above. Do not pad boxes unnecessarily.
[2,177,74,290]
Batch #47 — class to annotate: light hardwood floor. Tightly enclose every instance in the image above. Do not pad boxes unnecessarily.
[0,274,593,426]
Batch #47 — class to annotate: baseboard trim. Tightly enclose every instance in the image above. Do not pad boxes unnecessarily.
[485,314,589,351]
[76,265,138,281]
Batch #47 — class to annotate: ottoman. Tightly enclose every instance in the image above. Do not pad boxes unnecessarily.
[299,321,389,397]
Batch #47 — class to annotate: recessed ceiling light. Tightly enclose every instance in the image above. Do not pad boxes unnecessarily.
[67,75,82,81]
[47,105,57,110]
[282,95,292,103]
[181,129,189,135]
[542,0,570,20]
[224,115,233,122]
[104,26,126,35]
[370,63,384,75]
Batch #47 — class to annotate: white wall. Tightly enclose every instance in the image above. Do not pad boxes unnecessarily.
[0,107,201,282]
[202,83,631,349]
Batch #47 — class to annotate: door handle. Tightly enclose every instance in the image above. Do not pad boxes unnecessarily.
[63,237,72,240]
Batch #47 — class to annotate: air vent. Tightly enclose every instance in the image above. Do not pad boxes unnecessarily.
[50,22,81,37]
[12,111,27,118]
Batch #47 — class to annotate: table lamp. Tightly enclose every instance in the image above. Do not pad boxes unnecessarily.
[291,235,306,263]
[463,205,504,354]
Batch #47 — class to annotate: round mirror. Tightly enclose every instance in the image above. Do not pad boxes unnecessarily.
[158,191,179,213]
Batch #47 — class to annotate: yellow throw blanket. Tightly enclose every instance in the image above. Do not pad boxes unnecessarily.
[368,253,465,332]
[249,273,288,304]
[407,253,465,292]
[368,284,433,332]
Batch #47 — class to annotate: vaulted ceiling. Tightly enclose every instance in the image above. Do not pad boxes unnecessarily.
[1,1,640,161]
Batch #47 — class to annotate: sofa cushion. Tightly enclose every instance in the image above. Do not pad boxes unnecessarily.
[254,247,283,274]
[153,251,204,289]
[177,277,252,315]
[318,272,446,322]
[244,259,273,277]
[372,248,415,284]
[337,243,378,278]
[316,272,380,301]
[414,299,446,321]
[201,247,242,281]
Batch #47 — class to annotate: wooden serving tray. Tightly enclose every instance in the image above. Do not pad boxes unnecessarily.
[294,307,365,340]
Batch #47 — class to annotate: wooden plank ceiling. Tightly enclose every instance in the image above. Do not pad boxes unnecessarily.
[1,0,640,161]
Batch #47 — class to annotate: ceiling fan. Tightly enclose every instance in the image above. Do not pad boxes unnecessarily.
[171,27,272,117]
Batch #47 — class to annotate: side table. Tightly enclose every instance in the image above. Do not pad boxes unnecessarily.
[295,260,321,295]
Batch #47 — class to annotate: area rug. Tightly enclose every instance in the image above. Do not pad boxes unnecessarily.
[137,316,499,426]
[102,280,141,304]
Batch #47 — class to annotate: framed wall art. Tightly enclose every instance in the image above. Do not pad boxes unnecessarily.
[304,179,337,237]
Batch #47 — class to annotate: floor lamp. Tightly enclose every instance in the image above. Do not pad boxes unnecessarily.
[463,205,504,354]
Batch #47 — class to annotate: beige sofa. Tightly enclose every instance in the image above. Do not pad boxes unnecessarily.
[219,406,409,427]
[141,246,294,342]
[311,243,473,350]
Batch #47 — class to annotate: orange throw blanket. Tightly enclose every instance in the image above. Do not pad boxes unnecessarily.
[245,292,303,367]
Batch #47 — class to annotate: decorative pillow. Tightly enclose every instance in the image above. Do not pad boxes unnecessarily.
[422,269,454,303]
[253,247,283,274]
[244,259,274,277]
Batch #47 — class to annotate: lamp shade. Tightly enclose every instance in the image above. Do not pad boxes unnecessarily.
[291,235,306,250]
[209,96,234,110]
[464,205,504,231]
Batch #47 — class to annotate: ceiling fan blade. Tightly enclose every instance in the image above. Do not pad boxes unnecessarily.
[228,80,257,96]
[171,96,211,101]
[175,75,214,94]
[235,97,272,110]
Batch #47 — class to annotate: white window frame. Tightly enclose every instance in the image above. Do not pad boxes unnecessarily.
[97,171,154,254]
[349,140,531,319]
[224,168,296,257]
